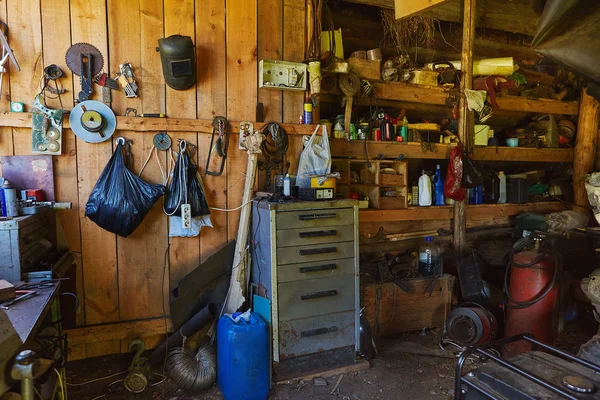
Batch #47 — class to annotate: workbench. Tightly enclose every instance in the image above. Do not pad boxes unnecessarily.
[4,283,60,343]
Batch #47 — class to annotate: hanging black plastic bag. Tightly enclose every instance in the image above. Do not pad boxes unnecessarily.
[86,140,166,237]
[461,153,485,189]
[164,141,211,217]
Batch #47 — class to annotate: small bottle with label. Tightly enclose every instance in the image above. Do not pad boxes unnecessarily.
[283,174,292,196]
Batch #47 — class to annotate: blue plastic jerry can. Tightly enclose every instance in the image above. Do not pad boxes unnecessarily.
[217,311,270,400]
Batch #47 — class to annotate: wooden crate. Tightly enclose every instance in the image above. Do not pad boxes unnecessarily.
[379,195,407,209]
[361,274,456,337]
[379,173,406,186]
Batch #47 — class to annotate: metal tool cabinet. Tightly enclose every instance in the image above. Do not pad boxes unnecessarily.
[250,199,360,379]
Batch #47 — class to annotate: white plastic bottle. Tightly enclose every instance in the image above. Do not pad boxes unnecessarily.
[498,171,507,204]
[283,174,292,196]
[418,170,432,206]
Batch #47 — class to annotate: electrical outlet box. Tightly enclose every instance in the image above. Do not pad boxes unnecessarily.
[181,204,191,229]
[259,59,307,91]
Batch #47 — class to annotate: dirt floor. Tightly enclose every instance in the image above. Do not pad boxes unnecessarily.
[66,330,458,400]
[65,325,592,400]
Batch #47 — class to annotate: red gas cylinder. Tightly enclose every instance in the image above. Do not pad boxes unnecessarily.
[504,249,559,357]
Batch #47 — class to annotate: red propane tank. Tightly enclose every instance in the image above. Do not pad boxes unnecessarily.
[504,250,559,357]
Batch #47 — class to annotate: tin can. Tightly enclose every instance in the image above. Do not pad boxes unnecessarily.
[358,128,366,140]
[1,180,19,217]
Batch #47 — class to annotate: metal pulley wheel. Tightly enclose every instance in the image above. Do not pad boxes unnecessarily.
[69,100,117,143]
[153,132,172,151]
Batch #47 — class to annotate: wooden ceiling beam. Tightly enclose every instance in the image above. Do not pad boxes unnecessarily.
[344,0,540,37]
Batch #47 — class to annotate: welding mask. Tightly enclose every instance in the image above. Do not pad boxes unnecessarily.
[157,35,196,90]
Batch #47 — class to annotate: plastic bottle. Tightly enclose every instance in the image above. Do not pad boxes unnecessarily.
[418,236,440,276]
[217,311,270,400]
[400,116,409,142]
[434,164,445,206]
[283,174,291,196]
[498,171,507,204]
[474,185,483,205]
[418,170,432,206]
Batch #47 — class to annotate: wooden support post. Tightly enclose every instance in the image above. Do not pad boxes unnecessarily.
[573,88,600,213]
[453,0,476,255]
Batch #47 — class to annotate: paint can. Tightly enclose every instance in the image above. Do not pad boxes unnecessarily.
[1,180,19,217]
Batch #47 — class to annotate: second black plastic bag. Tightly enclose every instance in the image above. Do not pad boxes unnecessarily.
[164,143,211,217]
[85,142,166,237]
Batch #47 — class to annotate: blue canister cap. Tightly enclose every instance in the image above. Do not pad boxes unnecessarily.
[426,236,434,242]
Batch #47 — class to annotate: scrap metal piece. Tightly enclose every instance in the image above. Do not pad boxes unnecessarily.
[205,116,229,176]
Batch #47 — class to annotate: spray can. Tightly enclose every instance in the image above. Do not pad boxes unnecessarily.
[303,100,313,124]
[1,180,19,217]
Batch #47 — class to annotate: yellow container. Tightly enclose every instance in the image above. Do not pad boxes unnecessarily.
[310,176,337,189]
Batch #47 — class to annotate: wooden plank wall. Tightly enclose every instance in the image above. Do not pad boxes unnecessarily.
[0,0,308,360]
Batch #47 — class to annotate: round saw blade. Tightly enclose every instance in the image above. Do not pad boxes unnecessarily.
[65,42,104,77]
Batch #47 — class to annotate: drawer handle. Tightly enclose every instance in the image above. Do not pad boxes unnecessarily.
[298,213,337,221]
[301,326,338,338]
[300,289,338,300]
[299,230,337,238]
[299,263,337,273]
[299,246,337,256]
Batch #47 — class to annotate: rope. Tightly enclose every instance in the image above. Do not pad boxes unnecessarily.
[338,71,360,97]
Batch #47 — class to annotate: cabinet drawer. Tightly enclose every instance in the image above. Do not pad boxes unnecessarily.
[278,276,355,321]
[277,241,354,265]
[276,208,354,230]
[279,311,356,359]
[276,225,354,248]
[278,258,355,283]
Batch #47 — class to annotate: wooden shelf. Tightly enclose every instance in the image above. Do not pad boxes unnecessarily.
[371,81,579,115]
[359,201,568,222]
[0,112,318,135]
[330,139,574,163]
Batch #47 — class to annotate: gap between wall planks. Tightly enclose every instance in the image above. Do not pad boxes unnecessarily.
[0,0,312,359]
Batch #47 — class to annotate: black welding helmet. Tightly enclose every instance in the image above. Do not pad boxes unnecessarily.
[157,35,196,90]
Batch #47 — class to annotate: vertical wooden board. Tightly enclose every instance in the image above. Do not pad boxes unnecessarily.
[70,0,119,328]
[226,0,257,242]
[140,0,166,114]
[40,5,82,327]
[282,0,305,124]
[107,0,142,116]
[258,0,283,122]
[196,0,227,262]
[108,0,166,322]
[165,0,200,295]
[286,134,304,176]
[40,1,73,111]
[6,0,43,110]
[196,0,226,119]
[198,133,227,263]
